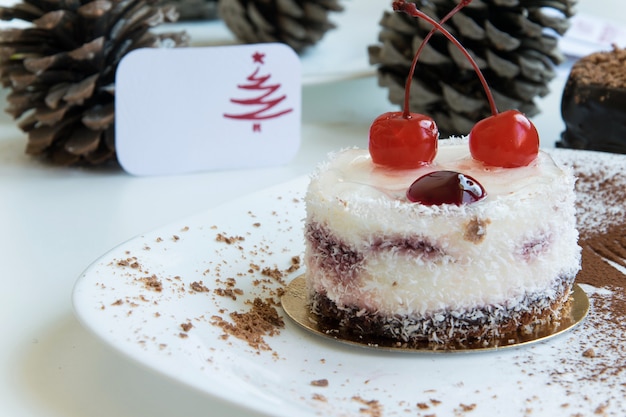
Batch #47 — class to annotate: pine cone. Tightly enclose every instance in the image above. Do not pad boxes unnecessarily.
[218,0,343,54]
[0,0,189,166]
[157,0,219,21]
[368,0,575,137]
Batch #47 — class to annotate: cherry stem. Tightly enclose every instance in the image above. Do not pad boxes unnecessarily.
[394,0,498,117]
[403,0,469,118]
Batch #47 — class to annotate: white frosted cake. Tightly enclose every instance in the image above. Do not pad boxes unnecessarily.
[304,138,581,346]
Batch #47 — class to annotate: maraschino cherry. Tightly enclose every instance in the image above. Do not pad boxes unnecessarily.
[469,109,538,168]
[368,1,471,169]
[368,113,437,169]
[392,0,540,168]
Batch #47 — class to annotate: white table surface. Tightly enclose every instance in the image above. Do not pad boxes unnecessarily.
[0,1,623,416]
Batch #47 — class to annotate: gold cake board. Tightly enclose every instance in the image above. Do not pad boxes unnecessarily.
[281,275,589,353]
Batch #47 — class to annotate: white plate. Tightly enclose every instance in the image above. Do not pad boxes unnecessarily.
[73,151,626,417]
[158,1,388,85]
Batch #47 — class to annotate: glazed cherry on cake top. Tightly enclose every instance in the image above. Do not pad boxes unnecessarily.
[368,112,438,169]
[369,0,539,176]
[469,109,539,168]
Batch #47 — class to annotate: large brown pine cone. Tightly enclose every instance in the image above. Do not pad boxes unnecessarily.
[0,0,188,166]
[369,0,575,137]
[218,0,343,54]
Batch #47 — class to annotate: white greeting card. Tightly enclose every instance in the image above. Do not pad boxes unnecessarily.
[115,44,301,176]
[560,14,626,57]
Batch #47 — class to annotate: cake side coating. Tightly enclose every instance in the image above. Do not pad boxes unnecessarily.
[304,138,581,344]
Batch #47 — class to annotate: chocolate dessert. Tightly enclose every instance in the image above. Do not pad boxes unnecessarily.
[558,45,626,154]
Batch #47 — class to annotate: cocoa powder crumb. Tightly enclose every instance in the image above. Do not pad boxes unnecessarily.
[214,277,244,300]
[261,266,284,281]
[214,288,242,300]
[459,403,476,412]
[311,379,329,387]
[595,403,609,414]
[116,257,140,269]
[312,393,327,402]
[216,233,245,244]
[181,322,193,332]
[285,255,301,273]
[352,396,383,417]
[582,348,596,358]
[139,275,162,292]
[190,281,209,292]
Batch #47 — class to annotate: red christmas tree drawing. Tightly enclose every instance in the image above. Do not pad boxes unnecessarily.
[224,51,293,132]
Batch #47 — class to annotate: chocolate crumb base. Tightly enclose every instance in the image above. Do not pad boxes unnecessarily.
[309,275,576,350]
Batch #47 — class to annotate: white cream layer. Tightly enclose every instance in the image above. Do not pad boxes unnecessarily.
[305,138,581,316]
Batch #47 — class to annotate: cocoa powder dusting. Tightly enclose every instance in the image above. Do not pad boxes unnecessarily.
[563,156,626,316]
[577,223,626,291]
[541,150,626,412]
[211,298,284,351]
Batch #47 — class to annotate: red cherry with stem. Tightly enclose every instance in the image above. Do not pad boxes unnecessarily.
[368,1,470,169]
[369,111,437,168]
[469,110,539,168]
[402,0,472,116]
[393,1,497,115]
[393,1,539,168]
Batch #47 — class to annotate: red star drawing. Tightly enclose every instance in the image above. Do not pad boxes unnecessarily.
[252,51,265,64]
